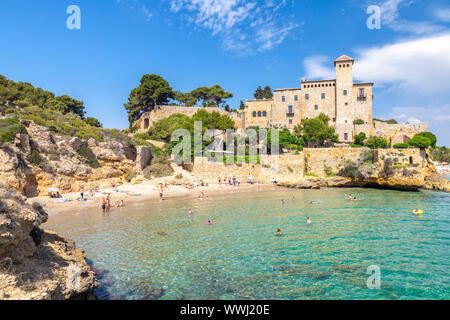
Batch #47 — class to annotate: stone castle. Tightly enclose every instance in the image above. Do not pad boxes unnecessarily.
[133,55,426,145]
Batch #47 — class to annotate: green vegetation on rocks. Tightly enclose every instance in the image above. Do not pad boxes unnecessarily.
[77,141,100,168]
[0,118,27,143]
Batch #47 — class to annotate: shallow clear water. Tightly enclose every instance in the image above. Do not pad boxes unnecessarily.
[44,187,450,300]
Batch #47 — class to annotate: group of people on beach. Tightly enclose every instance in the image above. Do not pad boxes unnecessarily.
[101,194,125,213]
[218,176,240,187]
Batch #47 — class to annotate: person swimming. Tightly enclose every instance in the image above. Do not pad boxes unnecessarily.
[307,217,312,224]
[188,209,193,216]
[206,220,214,225]
[275,228,283,235]
[281,199,286,205]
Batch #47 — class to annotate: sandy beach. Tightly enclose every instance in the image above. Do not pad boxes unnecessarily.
[32,181,276,216]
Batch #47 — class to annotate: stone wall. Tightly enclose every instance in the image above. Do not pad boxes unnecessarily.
[133,105,244,133]
[303,148,365,177]
[192,154,304,183]
[355,121,428,145]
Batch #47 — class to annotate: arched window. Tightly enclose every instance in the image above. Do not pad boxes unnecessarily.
[263,111,267,117]
[258,111,262,117]
[253,111,257,117]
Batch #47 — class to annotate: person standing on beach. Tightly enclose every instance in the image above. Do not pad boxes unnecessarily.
[188,209,193,217]
[80,186,84,199]
[307,217,311,224]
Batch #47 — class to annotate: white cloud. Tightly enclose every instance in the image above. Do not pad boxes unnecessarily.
[305,33,450,93]
[168,0,299,54]
[142,5,152,21]
[434,8,450,22]
[354,33,450,93]
[303,56,334,80]
[377,0,445,35]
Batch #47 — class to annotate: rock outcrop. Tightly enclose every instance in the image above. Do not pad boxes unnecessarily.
[0,185,98,300]
[0,120,148,196]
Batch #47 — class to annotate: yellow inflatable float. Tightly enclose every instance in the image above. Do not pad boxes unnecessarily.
[413,209,424,215]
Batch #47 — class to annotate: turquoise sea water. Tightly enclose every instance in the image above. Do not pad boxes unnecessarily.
[44,188,450,300]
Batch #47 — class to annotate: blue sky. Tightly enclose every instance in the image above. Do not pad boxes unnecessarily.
[0,0,449,144]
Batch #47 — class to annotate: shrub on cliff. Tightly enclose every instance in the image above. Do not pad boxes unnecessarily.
[77,141,100,168]
[85,117,102,128]
[412,132,436,148]
[28,149,42,166]
[338,160,363,179]
[364,136,388,149]
[353,119,365,125]
[0,118,27,143]
[143,155,174,178]
[353,132,366,146]
[407,135,431,149]
[393,143,409,148]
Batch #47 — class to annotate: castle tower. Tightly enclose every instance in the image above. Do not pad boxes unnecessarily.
[334,55,355,143]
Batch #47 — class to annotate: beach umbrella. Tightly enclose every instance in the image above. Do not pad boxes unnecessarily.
[46,187,60,192]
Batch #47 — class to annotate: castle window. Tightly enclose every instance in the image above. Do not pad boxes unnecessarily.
[321,93,325,99]
[333,118,336,122]
[253,111,257,117]
[288,105,293,114]
[258,111,262,117]
[347,64,350,67]
[289,120,293,124]
[359,88,365,96]
[282,96,285,102]
[345,102,348,106]
[314,105,318,110]
[305,94,309,100]
[263,111,267,117]
[333,83,335,86]
[294,95,298,101]
[344,133,348,141]
[343,90,348,95]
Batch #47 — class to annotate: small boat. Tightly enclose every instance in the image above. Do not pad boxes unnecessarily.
[413,209,424,215]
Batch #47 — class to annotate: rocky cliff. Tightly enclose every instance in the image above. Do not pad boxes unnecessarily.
[0,119,153,196]
[0,185,97,299]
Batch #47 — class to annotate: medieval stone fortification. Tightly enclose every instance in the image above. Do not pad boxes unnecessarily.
[133,55,426,144]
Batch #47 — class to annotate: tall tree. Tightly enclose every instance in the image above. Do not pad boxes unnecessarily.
[175,91,197,106]
[263,86,273,99]
[54,95,85,118]
[239,100,246,110]
[254,86,264,100]
[191,85,233,108]
[124,74,175,126]
[294,113,338,147]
